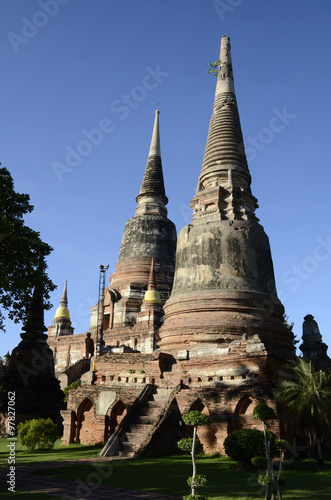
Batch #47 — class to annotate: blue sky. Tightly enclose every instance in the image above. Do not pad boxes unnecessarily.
[1,0,331,357]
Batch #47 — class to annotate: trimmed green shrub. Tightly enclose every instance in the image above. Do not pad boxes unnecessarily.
[178,437,203,454]
[224,428,277,467]
[17,418,58,451]
[183,496,208,500]
[182,411,210,427]
[187,474,208,488]
[252,403,276,421]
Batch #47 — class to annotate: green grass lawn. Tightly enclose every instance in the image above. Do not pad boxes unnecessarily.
[32,454,331,499]
[0,488,63,499]
[1,438,331,499]
[0,438,103,466]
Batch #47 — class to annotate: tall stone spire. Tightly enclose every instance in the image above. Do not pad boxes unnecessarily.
[104,110,177,329]
[136,110,168,216]
[159,36,294,362]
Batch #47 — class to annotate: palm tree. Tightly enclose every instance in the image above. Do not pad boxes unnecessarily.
[275,358,331,465]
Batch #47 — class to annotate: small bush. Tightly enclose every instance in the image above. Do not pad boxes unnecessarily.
[17,418,58,451]
[224,428,277,468]
[63,379,81,402]
[276,439,290,451]
[183,495,208,500]
[251,455,268,468]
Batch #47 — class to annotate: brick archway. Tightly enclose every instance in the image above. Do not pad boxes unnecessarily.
[69,410,77,443]
[189,398,206,413]
[185,398,216,453]
[105,400,127,441]
[231,395,255,433]
[76,398,93,444]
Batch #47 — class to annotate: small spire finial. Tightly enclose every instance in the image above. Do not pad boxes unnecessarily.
[148,258,156,291]
[60,281,68,307]
[215,35,235,96]
[149,109,161,157]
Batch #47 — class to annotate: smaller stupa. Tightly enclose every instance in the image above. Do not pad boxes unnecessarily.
[0,277,64,433]
[300,314,331,369]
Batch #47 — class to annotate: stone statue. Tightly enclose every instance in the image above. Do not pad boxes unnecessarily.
[85,332,94,359]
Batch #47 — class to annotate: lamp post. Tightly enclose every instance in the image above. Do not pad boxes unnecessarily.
[96,264,109,356]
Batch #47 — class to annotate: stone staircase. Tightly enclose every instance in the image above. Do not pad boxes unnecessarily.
[64,358,91,385]
[101,387,175,458]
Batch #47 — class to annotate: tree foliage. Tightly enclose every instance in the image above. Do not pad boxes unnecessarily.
[63,379,81,403]
[177,437,202,454]
[0,167,55,331]
[182,411,210,427]
[17,418,58,451]
[207,60,220,77]
[275,357,331,465]
[253,403,276,422]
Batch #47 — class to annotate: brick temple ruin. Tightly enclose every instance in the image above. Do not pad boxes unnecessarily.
[3,36,330,454]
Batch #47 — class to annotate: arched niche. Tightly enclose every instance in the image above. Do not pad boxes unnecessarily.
[104,400,127,441]
[75,398,93,443]
[186,398,215,453]
[229,395,255,434]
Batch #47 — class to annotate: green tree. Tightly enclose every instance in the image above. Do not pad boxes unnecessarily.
[0,166,55,331]
[177,410,211,500]
[253,403,287,500]
[275,357,331,466]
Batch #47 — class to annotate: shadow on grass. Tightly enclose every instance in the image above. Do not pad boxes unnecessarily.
[31,455,331,500]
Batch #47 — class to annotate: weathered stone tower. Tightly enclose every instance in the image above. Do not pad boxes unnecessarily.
[0,280,64,434]
[48,111,177,378]
[159,36,294,364]
[88,110,177,351]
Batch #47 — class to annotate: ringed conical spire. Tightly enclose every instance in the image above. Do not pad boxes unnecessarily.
[106,110,177,329]
[195,36,257,221]
[54,281,70,320]
[136,110,168,211]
